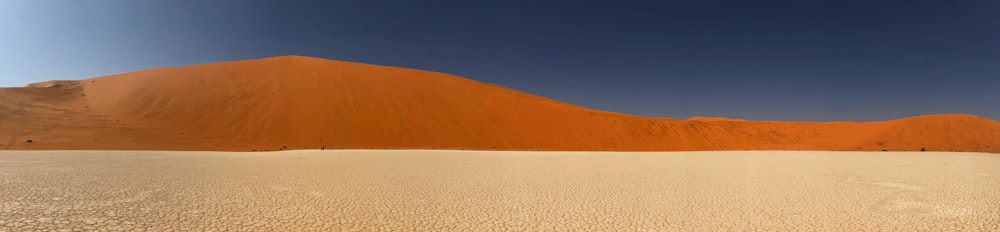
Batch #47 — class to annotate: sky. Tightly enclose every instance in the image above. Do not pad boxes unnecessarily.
[1,0,998,121]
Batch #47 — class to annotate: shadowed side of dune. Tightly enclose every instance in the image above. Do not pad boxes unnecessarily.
[1,56,998,152]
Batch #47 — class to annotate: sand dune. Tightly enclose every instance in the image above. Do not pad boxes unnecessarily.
[1,150,998,231]
[1,55,998,152]
[686,116,747,121]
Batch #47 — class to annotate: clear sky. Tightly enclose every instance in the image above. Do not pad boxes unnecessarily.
[1,1,998,121]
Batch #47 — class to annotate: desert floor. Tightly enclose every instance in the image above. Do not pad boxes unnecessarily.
[0,150,998,231]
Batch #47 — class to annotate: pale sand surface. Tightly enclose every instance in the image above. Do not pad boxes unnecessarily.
[0,150,998,231]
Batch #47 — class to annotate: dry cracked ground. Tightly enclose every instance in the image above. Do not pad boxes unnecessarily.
[1,150,999,231]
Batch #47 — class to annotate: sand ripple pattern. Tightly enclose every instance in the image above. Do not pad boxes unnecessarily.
[0,150,999,231]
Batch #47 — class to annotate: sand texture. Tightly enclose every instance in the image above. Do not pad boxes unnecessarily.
[0,150,998,231]
[1,55,999,152]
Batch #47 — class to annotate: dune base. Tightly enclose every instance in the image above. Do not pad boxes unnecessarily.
[1,150,998,231]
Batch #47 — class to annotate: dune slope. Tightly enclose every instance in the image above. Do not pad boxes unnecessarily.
[1,56,998,152]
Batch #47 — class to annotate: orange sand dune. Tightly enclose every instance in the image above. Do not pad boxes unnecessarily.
[1,56,998,152]
[687,116,747,122]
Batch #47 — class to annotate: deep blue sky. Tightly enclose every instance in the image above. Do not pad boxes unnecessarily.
[1,1,998,121]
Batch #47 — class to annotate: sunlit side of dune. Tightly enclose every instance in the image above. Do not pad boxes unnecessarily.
[1,56,998,152]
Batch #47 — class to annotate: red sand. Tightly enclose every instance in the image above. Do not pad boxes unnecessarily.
[1,56,998,152]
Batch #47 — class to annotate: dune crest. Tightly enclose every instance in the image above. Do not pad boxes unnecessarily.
[687,116,747,122]
[1,56,998,152]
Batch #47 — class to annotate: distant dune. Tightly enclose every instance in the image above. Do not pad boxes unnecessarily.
[1,55,998,152]
[686,116,747,122]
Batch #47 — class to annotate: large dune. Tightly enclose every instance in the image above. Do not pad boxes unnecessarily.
[1,55,998,152]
